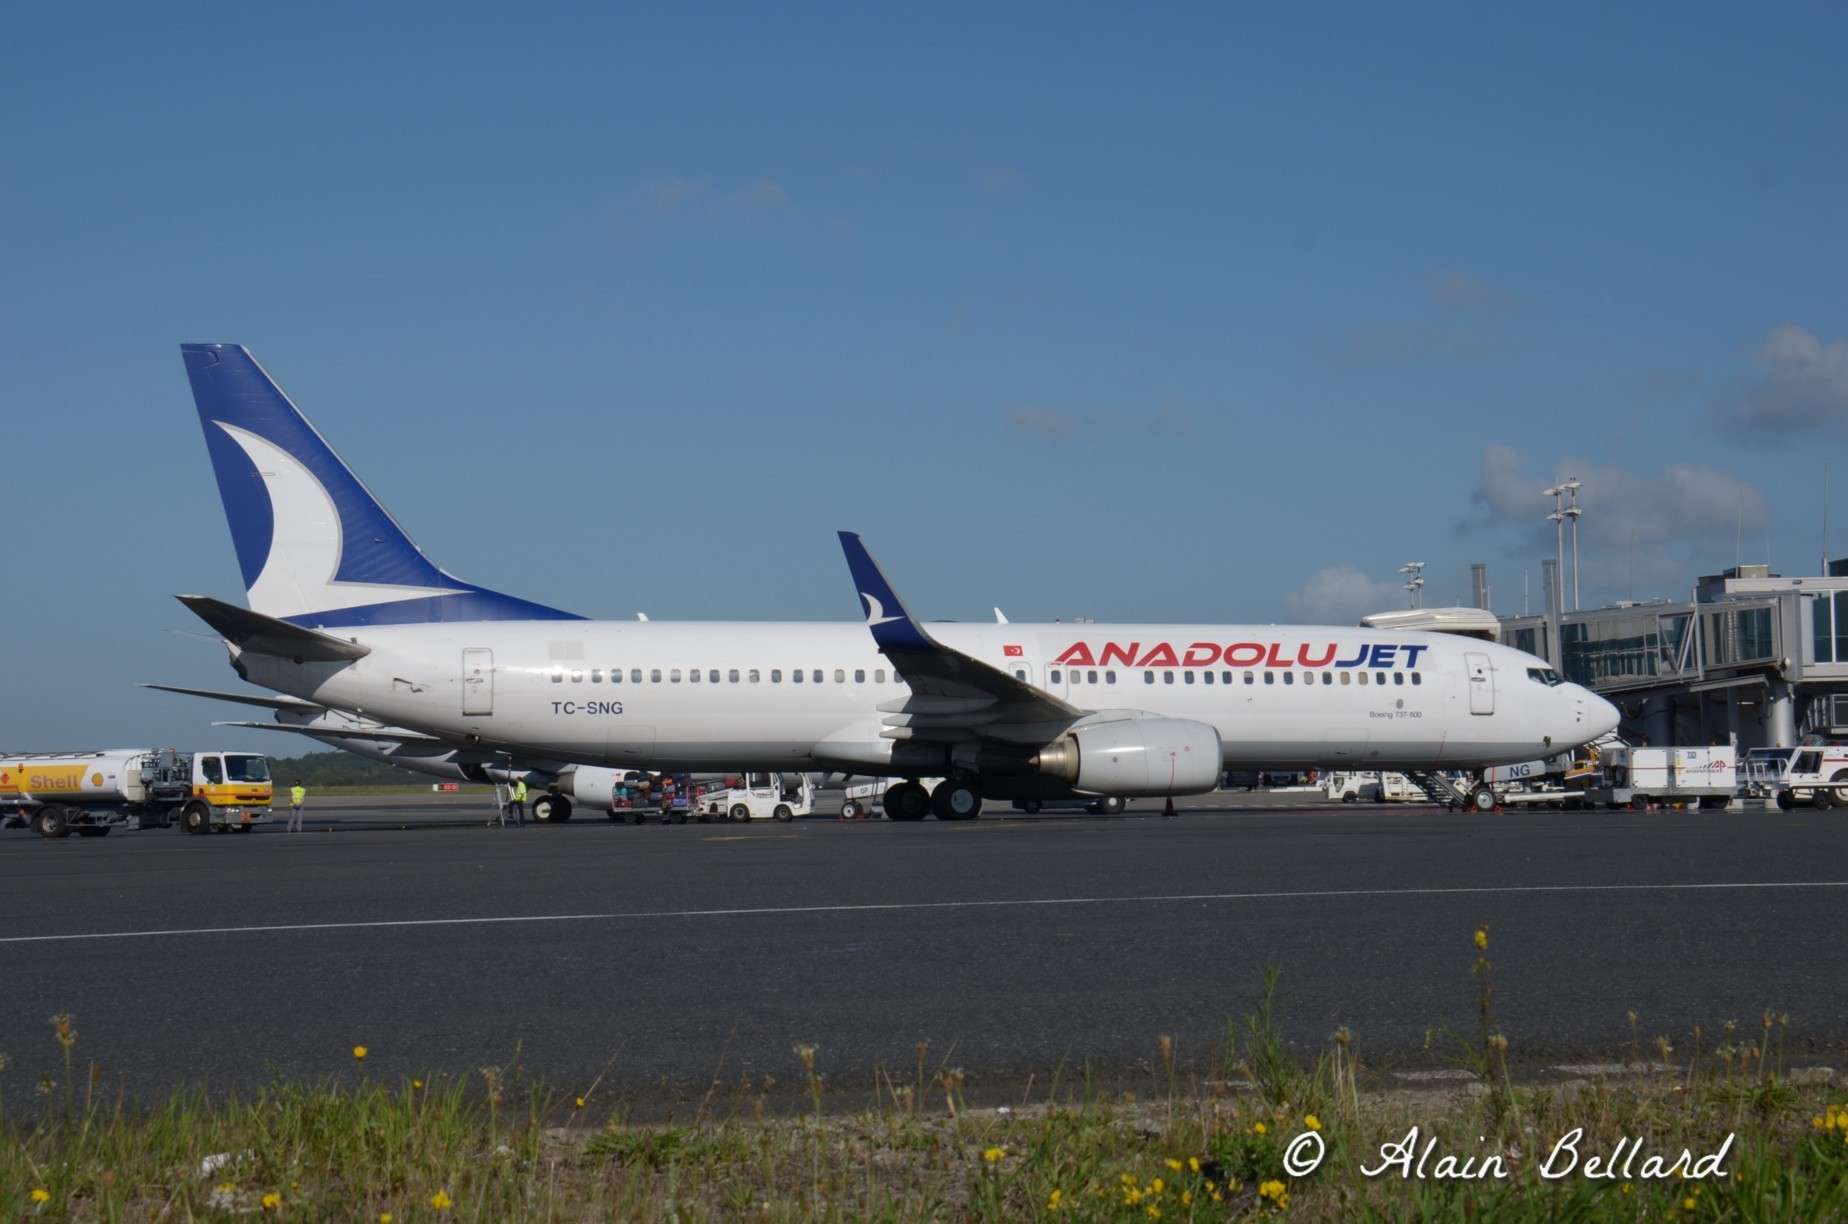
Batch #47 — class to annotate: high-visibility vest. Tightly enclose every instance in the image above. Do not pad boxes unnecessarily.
[513,780,527,800]
[290,786,306,805]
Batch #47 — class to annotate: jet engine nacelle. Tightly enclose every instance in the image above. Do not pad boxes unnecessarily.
[551,765,625,806]
[1030,715,1223,796]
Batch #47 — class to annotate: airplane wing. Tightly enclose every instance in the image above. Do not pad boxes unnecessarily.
[142,683,326,713]
[212,720,449,747]
[837,532,1079,742]
[176,595,370,662]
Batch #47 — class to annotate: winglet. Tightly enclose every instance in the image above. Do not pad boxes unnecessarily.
[836,532,936,653]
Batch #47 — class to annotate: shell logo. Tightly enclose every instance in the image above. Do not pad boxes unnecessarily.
[91,773,105,787]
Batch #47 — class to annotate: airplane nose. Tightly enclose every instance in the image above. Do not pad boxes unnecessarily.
[1588,691,1620,738]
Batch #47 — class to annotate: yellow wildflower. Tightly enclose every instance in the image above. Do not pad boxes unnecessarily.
[983,1146,1005,1163]
[1683,1197,1697,1211]
[1620,1182,1633,1194]
[1181,1190,1194,1205]
[1473,926,1489,950]
[1304,1113,1322,1131]
[1166,1157,1183,1171]
[1045,1188,1063,1210]
[1150,1177,1164,1194]
[575,1096,586,1108]
[1188,1156,1201,1173]
[30,1189,51,1204]
[411,1079,423,1090]
[352,1044,368,1061]
[1252,1121,1267,1135]
[261,1191,282,1211]
[1145,1206,1162,1220]
[430,1190,453,1211]
[1816,1116,1828,1130]
[381,1215,394,1224]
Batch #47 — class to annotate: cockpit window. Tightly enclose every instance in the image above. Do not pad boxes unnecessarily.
[1526,667,1564,686]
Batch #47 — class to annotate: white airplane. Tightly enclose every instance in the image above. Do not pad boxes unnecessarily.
[174,343,1619,820]
[141,683,626,820]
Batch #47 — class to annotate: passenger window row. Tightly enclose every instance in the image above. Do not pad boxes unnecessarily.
[550,667,894,685]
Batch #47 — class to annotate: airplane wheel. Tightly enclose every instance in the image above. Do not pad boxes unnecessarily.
[1095,796,1125,815]
[1021,798,1042,814]
[884,783,929,822]
[553,797,573,822]
[38,807,71,839]
[773,804,794,823]
[1468,785,1497,814]
[931,780,982,821]
[182,802,212,835]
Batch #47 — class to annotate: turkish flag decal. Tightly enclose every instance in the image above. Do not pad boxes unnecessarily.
[1003,644,1024,657]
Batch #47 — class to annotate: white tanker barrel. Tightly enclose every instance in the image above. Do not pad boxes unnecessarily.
[0,750,157,805]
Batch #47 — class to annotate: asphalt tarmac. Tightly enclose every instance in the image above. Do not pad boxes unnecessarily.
[4,793,1845,1111]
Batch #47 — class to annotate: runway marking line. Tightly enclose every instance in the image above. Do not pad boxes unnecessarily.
[3,879,1847,946]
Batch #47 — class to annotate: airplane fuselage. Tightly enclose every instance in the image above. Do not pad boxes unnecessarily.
[234,618,1601,780]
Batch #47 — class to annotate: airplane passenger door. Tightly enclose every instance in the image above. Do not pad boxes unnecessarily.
[1465,652,1494,715]
[462,648,494,716]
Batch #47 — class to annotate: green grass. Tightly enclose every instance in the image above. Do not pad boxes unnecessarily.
[6,1058,1846,1220]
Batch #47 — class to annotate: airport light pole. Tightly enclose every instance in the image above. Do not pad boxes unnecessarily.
[1560,477,1583,610]
[1544,484,1566,615]
[1399,561,1425,610]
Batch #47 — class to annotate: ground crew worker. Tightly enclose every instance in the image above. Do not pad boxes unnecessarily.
[510,776,528,825]
[287,780,306,833]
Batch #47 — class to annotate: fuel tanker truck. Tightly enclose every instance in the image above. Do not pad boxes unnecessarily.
[0,748,273,839]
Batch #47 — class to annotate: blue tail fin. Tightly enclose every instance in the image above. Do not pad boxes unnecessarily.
[181,343,580,627]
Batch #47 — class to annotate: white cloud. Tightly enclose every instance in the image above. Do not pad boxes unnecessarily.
[1332,268,1515,369]
[1007,407,1081,439]
[742,178,788,206]
[1283,565,1407,625]
[1456,444,1769,594]
[1722,324,1848,438]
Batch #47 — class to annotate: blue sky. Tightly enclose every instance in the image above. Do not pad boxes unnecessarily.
[4,2,1846,751]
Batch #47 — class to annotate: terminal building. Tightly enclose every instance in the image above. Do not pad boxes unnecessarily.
[1493,559,1848,750]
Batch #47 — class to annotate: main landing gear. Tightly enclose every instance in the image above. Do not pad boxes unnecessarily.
[881,778,983,821]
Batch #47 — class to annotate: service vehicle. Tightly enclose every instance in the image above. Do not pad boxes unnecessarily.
[1766,743,1848,810]
[0,749,272,838]
[1323,771,1421,803]
[1589,745,1735,810]
[1740,747,1793,800]
[697,772,815,823]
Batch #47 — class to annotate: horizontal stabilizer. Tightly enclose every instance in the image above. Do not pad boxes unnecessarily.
[142,683,325,713]
[212,720,445,747]
[176,595,371,662]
